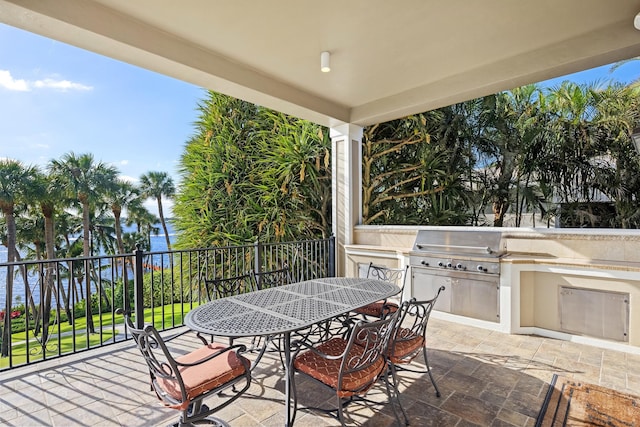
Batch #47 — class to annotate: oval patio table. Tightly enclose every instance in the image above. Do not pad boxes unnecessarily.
[184,276,400,427]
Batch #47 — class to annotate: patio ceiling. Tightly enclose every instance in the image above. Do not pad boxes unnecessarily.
[3,0,640,128]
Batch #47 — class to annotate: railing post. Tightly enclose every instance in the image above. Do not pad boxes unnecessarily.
[133,245,145,329]
[329,235,336,277]
[254,239,262,275]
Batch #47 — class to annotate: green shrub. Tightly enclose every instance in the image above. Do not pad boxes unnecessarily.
[143,272,181,307]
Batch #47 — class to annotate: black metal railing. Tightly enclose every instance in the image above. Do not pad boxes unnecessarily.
[0,236,335,371]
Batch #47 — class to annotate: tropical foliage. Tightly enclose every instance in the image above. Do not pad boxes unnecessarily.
[173,92,331,248]
[362,81,640,228]
[0,154,171,350]
[3,78,640,357]
[140,171,175,251]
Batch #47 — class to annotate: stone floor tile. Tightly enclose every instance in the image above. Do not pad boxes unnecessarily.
[504,388,544,419]
[1,317,639,426]
[403,400,461,427]
[496,407,530,426]
[626,372,640,395]
[440,391,501,425]
[7,409,51,427]
[578,347,604,367]
[602,350,627,367]
[440,369,489,397]
[50,399,119,427]
[626,353,640,370]
[513,375,547,398]
[491,420,518,427]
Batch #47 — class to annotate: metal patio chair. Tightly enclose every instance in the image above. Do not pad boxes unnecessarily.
[386,287,446,422]
[290,315,403,426]
[353,263,409,320]
[247,266,294,367]
[204,272,257,301]
[203,272,257,345]
[118,309,251,427]
[252,264,292,290]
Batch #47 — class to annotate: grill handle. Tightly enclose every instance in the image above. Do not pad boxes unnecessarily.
[416,243,493,254]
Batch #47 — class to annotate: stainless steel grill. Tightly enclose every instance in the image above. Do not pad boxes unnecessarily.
[410,229,507,323]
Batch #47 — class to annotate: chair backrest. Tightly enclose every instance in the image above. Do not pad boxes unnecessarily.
[339,314,397,394]
[119,309,189,408]
[252,264,292,290]
[389,286,445,363]
[204,272,256,301]
[366,262,409,292]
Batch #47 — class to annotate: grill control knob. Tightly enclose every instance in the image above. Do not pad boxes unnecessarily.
[456,263,465,270]
[477,265,484,272]
[446,262,452,268]
[421,260,429,267]
[438,261,444,267]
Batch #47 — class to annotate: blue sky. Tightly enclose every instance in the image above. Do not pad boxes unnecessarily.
[2,23,640,214]
[0,23,204,216]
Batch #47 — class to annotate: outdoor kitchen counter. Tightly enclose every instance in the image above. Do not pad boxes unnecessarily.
[501,254,640,353]
[501,253,640,273]
[345,227,640,354]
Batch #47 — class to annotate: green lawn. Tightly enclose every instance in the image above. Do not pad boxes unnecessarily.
[0,301,202,369]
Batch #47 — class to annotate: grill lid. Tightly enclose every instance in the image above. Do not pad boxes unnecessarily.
[412,229,506,257]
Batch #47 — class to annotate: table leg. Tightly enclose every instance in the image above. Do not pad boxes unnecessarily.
[284,331,293,426]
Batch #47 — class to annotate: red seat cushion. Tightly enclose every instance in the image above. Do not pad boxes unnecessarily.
[387,328,424,364]
[293,337,385,398]
[155,343,248,410]
[353,301,399,318]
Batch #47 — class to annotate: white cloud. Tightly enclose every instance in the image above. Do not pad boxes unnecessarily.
[0,70,29,91]
[33,78,93,91]
[120,160,129,165]
[0,69,93,92]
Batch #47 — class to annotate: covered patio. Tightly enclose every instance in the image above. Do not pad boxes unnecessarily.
[2,317,639,426]
[3,2,640,426]
[3,0,640,276]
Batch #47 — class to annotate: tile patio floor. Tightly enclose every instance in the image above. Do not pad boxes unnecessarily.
[1,317,639,427]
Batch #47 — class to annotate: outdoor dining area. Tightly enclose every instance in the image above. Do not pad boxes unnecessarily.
[1,264,639,427]
[4,3,640,426]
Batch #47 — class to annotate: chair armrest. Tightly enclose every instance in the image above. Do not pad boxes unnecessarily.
[297,342,345,361]
[162,328,209,346]
[174,343,249,368]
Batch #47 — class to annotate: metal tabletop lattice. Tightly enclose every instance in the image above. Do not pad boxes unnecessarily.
[184,277,399,337]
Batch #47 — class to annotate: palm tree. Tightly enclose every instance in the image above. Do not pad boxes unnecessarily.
[105,179,140,255]
[476,85,546,227]
[30,169,74,333]
[14,210,49,333]
[0,159,38,357]
[139,171,174,251]
[609,58,640,85]
[49,152,118,333]
[536,82,603,226]
[104,179,141,291]
[53,210,83,308]
[124,203,159,250]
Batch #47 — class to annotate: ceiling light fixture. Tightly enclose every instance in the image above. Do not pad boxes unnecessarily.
[320,51,331,72]
[634,12,640,30]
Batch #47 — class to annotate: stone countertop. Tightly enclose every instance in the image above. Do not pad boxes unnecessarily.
[501,252,640,273]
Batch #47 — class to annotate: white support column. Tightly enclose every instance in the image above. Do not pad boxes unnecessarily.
[331,124,363,276]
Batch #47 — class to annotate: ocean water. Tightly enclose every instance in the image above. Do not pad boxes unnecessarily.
[0,222,176,308]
